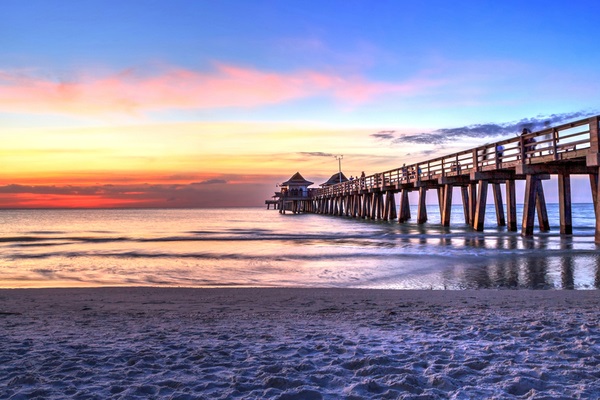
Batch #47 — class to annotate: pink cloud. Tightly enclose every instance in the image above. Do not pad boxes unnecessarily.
[0,64,445,115]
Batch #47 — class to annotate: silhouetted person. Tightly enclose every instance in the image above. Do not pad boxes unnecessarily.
[522,128,535,158]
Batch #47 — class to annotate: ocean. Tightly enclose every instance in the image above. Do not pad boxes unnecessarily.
[0,205,598,289]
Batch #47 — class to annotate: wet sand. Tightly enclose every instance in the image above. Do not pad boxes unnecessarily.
[1,288,599,399]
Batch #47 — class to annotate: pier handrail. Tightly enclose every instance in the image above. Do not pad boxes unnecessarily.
[314,116,596,198]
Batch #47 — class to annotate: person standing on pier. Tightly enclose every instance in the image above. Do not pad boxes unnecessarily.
[522,128,535,158]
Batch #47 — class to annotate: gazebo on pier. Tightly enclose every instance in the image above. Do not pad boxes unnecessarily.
[276,172,314,213]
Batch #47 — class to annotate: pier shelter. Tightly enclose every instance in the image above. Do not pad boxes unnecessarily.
[274,172,314,214]
[320,172,349,187]
[267,116,600,243]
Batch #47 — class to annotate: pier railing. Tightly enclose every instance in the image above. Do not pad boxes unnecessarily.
[315,116,595,197]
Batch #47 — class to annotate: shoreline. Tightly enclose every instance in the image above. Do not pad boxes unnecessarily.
[2,287,599,398]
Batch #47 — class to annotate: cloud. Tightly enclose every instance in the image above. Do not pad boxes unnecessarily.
[370,130,396,140]
[298,152,335,158]
[193,179,227,185]
[0,181,272,208]
[392,110,599,145]
[0,64,445,115]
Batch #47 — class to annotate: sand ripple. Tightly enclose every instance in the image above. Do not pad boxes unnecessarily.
[1,288,599,399]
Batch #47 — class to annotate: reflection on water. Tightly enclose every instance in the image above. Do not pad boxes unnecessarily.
[430,232,600,290]
[0,206,598,289]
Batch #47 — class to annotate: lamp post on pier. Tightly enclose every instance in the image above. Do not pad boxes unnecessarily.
[334,155,343,183]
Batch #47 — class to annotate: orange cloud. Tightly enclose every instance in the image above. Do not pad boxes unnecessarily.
[0,64,444,115]
[0,193,147,208]
[0,181,277,208]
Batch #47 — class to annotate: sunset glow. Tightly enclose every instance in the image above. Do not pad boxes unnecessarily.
[2,1,600,207]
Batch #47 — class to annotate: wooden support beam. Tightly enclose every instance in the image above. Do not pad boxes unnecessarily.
[438,175,471,185]
[460,186,470,224]
[417,187,428,224]
[558,174,572,235]
[594,169,600,243]
[506,179,517,231]
[441,184,453,226]
[590,174,599,222]
[474,180,488,231]
[468,183,477,227]
[536,180,550,232]
[436,187,444,220]
[492,183,506,227]
[382,193,389,220]
[471,171,515,181]
[387,192,398,220]
[343,197,349,216]
[376,193,384,220]
[370,193,378,220]
[522,175,538,236]
[399,190,411,223]
[361,195,368,218]
[517,164,592,175]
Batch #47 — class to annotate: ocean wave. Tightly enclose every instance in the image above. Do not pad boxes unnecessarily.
[1,227,596,245]
[4,247,599,261]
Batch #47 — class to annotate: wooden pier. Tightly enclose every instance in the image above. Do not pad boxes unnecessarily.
[273,116,600,243]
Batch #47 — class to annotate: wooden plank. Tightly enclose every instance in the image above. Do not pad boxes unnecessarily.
[492,183,506,226]
[474,181,488,231]
[417,187,428,224]
[558,174,572,234]
[506,179,517,231]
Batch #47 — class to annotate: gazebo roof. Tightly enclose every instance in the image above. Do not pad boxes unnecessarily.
[281,172,314,186]
[321,172,348,186]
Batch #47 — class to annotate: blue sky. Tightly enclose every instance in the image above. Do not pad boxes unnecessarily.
[1,1,599,206]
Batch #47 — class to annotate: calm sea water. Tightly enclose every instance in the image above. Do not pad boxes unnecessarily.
[0,205,598,289]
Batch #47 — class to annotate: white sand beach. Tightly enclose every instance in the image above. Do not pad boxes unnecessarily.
[1,288,599,399]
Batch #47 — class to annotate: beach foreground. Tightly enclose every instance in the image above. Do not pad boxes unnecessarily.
[1,288,599,399]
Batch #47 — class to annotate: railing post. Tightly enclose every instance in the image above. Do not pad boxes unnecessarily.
[552,128,558,161]
[455,154,459,174]
[587,117,600,168]
[590,116,600,153]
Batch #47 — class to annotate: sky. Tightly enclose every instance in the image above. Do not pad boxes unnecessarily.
[1,0,600,208]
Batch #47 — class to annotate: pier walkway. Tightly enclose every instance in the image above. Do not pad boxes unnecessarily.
[273,116,600,243]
